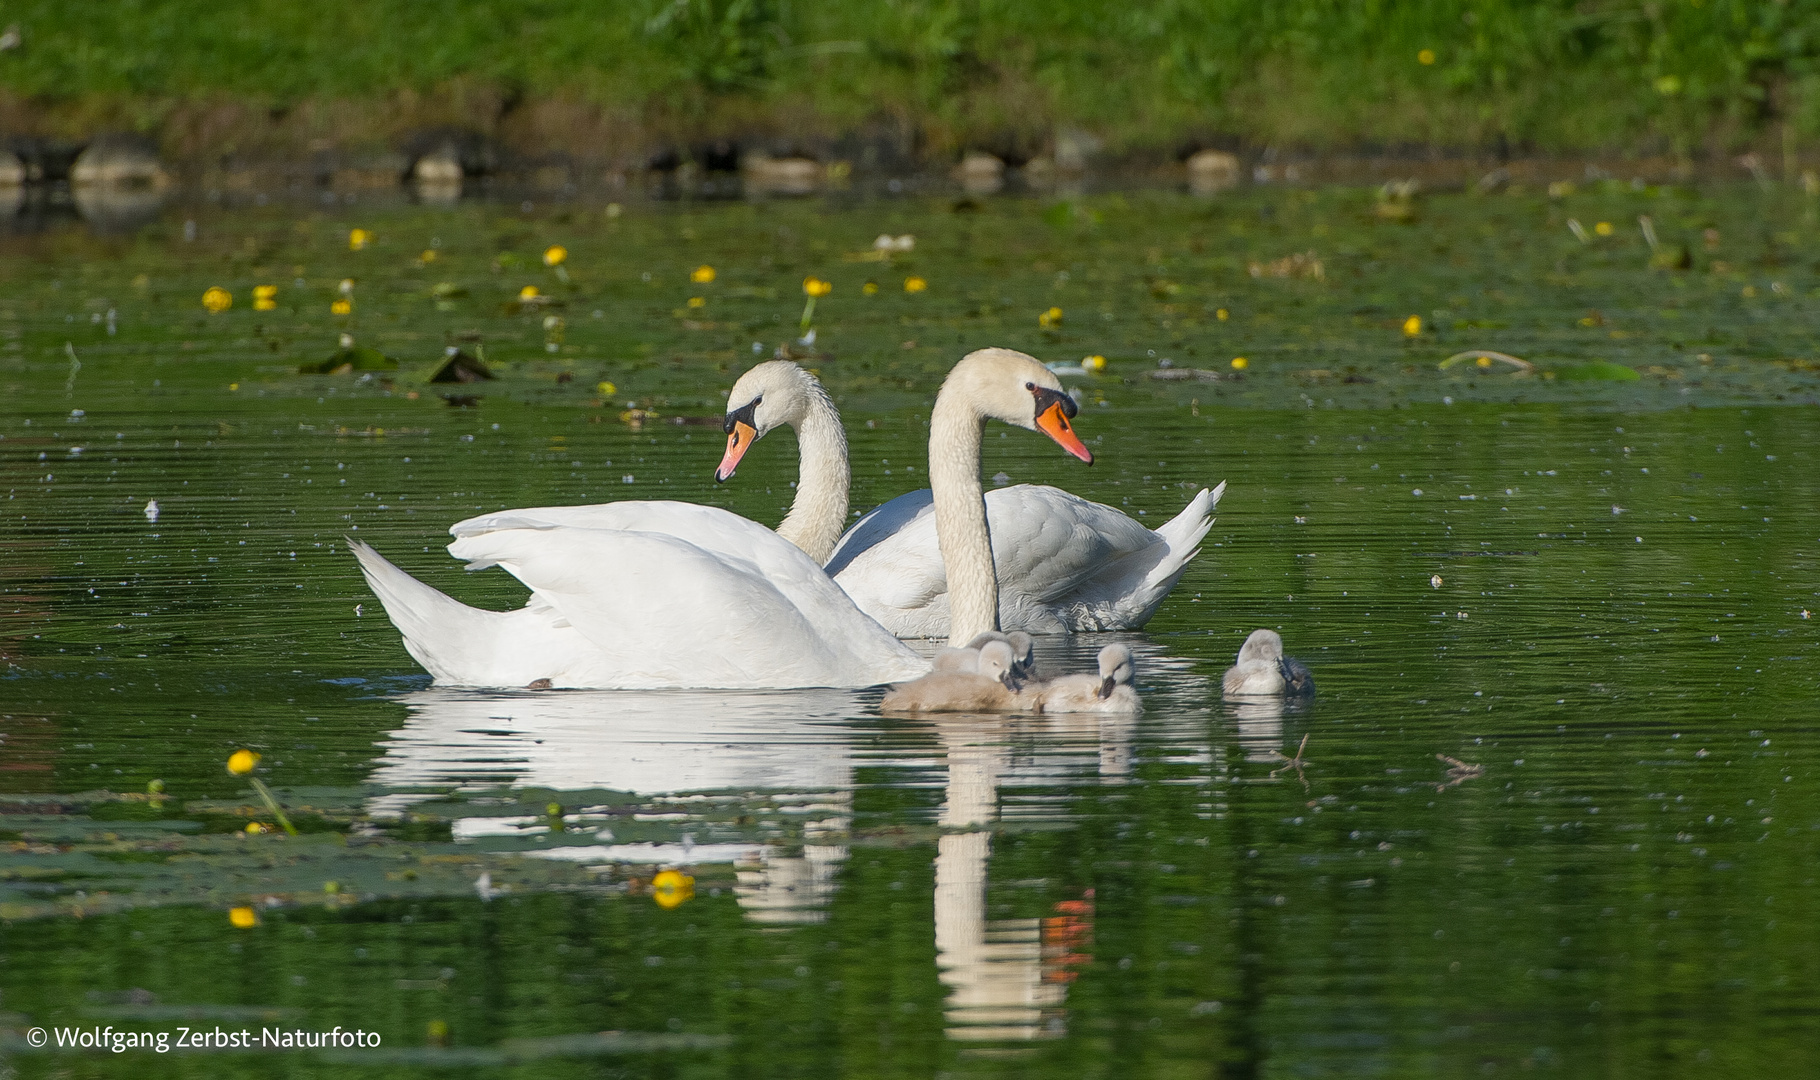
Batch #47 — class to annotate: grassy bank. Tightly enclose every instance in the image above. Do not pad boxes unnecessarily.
[4,0,1820,165]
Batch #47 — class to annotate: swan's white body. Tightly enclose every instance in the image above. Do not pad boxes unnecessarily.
[717,361,1222,639]
[1031,644,1143,714]
[353,501,927,690]
[354,348,1091,689]
[825,482,1222,638]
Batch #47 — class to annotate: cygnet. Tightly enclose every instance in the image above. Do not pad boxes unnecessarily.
[882,640,1030,713]
[1032,643,1142,714]
[931,630,1036,684]
[1222,629,1315,697]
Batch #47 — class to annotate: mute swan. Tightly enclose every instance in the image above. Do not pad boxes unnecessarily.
[1030,643,1142,714]
[881,640,1033,713]
[352,348,1093,688]
[715,360,1224,638]
[1222,629,1315,697]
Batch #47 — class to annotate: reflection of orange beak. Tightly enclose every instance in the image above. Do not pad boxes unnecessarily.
[1036,402,1093,463]
[716,422,757,482]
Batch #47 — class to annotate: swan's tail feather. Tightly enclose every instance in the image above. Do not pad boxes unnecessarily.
[1119,481,1225,627]
[350,540,529,685]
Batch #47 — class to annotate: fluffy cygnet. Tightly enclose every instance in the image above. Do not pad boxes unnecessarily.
[934,631,1036,682]
[1032,643,1142,714]
[1221,629,1315,697]
[882,640,1030,713]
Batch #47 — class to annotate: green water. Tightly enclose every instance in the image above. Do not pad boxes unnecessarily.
[2,185,1818,1077]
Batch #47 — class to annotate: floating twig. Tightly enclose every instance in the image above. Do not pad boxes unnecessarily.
[1436,753,1485,792]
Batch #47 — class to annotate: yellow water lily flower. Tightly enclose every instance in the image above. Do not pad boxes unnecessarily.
[652,869,695,909]
[597,380,617,396]
[349,228,372,251]
[691,265,716,284]
[1216,308,1229,321]
[1082,354,1107,372]
[863,281,879,295]
[543,245,568,267]
[687,296,706,308]
[228,906,259,928]
[227,749,260,775]
[1231,357,1249,370]
[1594,221,1614,237]
[904,276,927,293]
[245,822,267,834]
[1038,306,1064,329]
[803,276,832,297]
[253,284,278,311]
[421,249,438,264]
[331,299,353,315]
[1418,49,1436,65]
[1402,315,1422,337]
[202,287,233,313]
[520,285,541,300]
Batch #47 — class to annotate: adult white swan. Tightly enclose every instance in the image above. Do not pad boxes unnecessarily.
[715,359,1223,638]
[351,348,1093,687]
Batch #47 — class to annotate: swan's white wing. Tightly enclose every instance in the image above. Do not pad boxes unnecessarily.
[828,485,1178,636]
[448,519,925,689]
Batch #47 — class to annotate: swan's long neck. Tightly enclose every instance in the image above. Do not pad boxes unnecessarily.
[930,390,996,647]
[774,384,849,565]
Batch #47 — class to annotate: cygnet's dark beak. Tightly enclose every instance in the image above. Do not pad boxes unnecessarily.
[1097,676,1115,700]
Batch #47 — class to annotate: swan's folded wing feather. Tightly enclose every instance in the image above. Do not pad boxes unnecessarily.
[446,523,924,689]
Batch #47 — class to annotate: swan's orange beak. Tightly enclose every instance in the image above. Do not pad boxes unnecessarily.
[716,421,756,482]
[1037,401,1093,463]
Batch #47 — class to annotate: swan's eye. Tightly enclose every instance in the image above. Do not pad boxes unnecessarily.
[1025,381,1035,390]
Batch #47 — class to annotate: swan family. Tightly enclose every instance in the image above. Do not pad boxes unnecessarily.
[356,347,1214,692]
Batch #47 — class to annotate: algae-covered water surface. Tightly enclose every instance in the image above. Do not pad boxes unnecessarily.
[2,183,1818,1077]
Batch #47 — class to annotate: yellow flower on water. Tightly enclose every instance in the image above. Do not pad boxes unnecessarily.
[1216,308,1229,321]
[1083,354,1107,372]
[652,869,695,909]
[1402,315,1423,337]
[519,285,541,300]
[349,228,372,251]
[1231,357,1249,370]
[202,287,233,313]
[227,749,260,775]
[803,276,832,298]
[330,299,352,315]
[245,822,267,834]
[1594,221,1614,237]
[253,284,278,312]
[863,281,879,295]
[1038,306,1064,329]
[691,265,716,284]
[1418,49,1436,65]
[904,276,927,293]
[597,381,617,396]
[1476,356,1493,368]
[229,906,259,928]
[421,249,438,264]
[543,245,568,267]
[687,296,706,309]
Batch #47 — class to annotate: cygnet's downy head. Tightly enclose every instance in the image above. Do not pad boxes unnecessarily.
[963,630,1036,681]
[716,360,829,481]
[1235,628,1285,665]
[1096,643,1135,699]
[976,640,1018,687]
[942,348,1093,463]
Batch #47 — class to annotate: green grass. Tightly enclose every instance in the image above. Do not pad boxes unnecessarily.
[5,1,1820,158]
